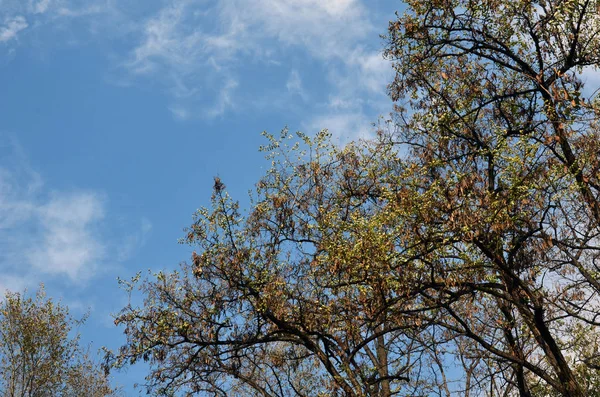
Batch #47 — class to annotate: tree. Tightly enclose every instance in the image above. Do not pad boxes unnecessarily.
[107,0,600,396]
[383,0,600,395]
[0,286,117,397]
[107,132,437,396]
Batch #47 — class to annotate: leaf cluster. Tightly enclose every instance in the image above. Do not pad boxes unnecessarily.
[0,286,117,397]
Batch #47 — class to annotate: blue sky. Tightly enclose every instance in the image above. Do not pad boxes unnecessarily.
[0,0,401,393]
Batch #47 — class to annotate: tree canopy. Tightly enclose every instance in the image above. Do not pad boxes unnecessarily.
[107,1,600,396]
[0,286,117,397]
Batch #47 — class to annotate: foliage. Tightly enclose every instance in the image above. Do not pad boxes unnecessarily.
[383,0,600,395]
[0,286,117,397]
[107,131,435,396]
[108,0,600,396]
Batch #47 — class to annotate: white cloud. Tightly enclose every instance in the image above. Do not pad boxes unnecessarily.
[306,111,374,144]
[122,0,388,121]
[0,137,139,288]
[55,4,107,18]
[126,1,202,76]
[0,275,31,295]
[128,0,370,76]
[0,0,395,128]
[0,16,28,43]
[168,105,191,121]
[286,69,307,101]
[27,192,106,281]
[30,0,51,14]
[301,50,393,142]
[204,78,238,118]
[124,1,231,116]
[216,0,372,59]
[0,0,389,123]
[580,66,600,99]
[0,0,120,61]
[350,51,393,94]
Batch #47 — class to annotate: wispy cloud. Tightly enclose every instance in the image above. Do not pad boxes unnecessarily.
[0,0,119,65]
[122,0,391,124]
[0,16,28,43]
[580,66,600,99]
[308,49,393,140]
[168,105,191,121]
[286,69,307,101]
[0,136,145,292]
[306,112,375,144]
[216,0,372,60]
[0,275,31,297]
[203,78,239,118]
[126,1,205,77]
[27,192,106,281]
[5,0,113,17]
[29,0,52,14]
[1,0,396,132]
[54,4,109,18]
